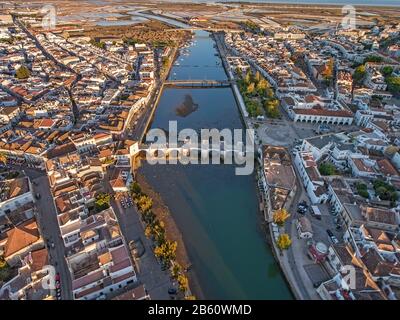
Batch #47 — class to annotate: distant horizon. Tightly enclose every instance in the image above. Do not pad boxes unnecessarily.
[171,0,400,8]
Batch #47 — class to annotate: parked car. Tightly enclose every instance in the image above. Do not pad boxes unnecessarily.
[168,288,177,295]
[327,229,339,244]
[297,207,306,214]
[330,235,339,244]
[299,200,308,208]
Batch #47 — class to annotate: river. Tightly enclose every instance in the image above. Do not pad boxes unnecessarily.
[138,15,292,299]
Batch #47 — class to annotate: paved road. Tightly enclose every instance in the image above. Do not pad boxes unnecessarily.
[285,171,312,300]
[26,171,73,300]
[103,172,173,299]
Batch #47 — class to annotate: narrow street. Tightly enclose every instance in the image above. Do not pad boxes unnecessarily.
[285,172,312,300]
[24,170,73,300]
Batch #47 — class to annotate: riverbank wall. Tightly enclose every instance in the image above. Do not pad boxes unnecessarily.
[139,46,179,143]
[212,33,249,122]
[213,31,303,300]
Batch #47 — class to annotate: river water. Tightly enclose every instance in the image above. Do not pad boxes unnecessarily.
[138,17,292,299]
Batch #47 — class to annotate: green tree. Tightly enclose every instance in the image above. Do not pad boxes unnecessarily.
[373,179,398,201]
[386,76,400,95]
[318,163,336,176]
[129,182,142,197]
[356,183,369,198]
[382,66,393,77]
[95,193,111,212]
[245,98,262,117]
[0,257,11,282]
[353,64,367,85]
[264,99,280,118]
[16,65,30,79]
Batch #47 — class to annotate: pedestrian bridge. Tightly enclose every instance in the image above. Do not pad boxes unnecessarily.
[163,79,233,88]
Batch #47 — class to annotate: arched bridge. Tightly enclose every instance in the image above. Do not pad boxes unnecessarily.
[136,141,249,160]
[164,79,233,88]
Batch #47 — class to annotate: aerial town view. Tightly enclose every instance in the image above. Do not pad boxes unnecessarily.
[0,0,400,306]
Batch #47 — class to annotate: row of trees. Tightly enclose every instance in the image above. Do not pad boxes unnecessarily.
[129,182,192,297]
[272,209,293,251]
[237,70,280,118]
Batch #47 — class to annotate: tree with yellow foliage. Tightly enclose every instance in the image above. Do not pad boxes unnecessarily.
[136,195,153,213]
[144,226,152,238]
[154,240,177,265]
[185,295,196,300]
[273,209,290,226]
[171,262,182,279]
[277,233,292,251]
[177,274,189,292]
[0,152,6,165]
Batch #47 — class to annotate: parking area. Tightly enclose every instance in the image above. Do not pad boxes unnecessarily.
[308,203,345,246]
[295,202,345,246]
[115,192,134,210]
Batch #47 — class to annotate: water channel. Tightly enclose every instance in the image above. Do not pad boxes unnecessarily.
[138,14,293,299]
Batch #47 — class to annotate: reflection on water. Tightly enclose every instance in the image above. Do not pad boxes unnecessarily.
[139,11,293,300]
[175,94,199,118]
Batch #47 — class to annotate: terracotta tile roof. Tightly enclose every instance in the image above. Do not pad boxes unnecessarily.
[377,159,398,177]
[39,118,54,128]
[4,219,40,258]
[293,108,353,117]
[29,248,49,272]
